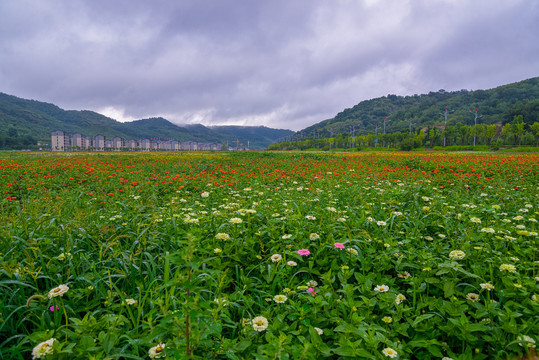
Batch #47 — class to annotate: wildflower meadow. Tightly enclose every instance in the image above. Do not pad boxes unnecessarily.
[0,151,537,359]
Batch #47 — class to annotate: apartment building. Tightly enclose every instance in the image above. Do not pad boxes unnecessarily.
[93,135,105,151]
[51,130,70,151]
[51,131,223,152]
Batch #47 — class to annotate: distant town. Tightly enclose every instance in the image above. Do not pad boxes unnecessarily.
[51,131,232,151]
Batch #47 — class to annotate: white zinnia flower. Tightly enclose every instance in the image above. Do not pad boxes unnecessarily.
[252,316,269,331]
[517,335,536,348]
[32,338,56,359]
[124,298,137,305]
[215,233,230,240]
[148,343,166,359]
[374,285,389,293]
[448,250,466,260]
[395,293,406,304]
[48,284,69,299]
[382,347,398,358]
[480,283,494,291]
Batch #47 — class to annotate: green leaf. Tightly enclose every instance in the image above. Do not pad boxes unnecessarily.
[443,281,455,298]
[427,345,443,357]
[333,345,357,357]
[411,313,435,328]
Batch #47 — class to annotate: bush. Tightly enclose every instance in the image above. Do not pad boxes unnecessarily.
[491,139,503,151]
[499,146,539,153]
[399,138,415,151]
[432,145,490,151]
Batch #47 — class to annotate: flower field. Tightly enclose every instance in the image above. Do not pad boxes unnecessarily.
[0,151,538,359]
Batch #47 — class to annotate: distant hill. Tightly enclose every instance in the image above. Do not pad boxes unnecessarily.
[0,93,293,150]
[209,126,291,150]
[292,77,539,140]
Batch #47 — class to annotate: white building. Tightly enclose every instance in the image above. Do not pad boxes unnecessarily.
[93,135,105,151]
[51,130,70,151]
[111,136,123,150]
[125,139,138,150]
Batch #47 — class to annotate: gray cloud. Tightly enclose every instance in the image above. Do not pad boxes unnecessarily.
[1,0,538,130]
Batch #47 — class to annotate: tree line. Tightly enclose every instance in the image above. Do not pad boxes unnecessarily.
[268,115,539,151]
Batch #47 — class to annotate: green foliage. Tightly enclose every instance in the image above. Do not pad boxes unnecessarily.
[0,151,538,359]
[289,77,539,146]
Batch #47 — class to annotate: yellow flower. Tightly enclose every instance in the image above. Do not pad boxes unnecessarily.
[215,233,230,240]
[273,294,287,303]
[382,316,393,323]
[499,264,516,273]
[395,293,406,304]
[397,271,411,279]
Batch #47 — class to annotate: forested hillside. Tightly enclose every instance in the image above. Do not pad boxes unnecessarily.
[271,77,539,150]
[0,93,292,150]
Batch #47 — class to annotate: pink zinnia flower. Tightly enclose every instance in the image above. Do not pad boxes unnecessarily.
[334,242,345,250]
[307,287,317,295]
[297,249,310,256]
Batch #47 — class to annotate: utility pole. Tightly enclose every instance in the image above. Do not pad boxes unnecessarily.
[375,122,379,147]
[383,117,390,147]
[469,108,483,146]
[439,106,454,147]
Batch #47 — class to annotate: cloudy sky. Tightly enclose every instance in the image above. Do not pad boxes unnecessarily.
[1,1,538,131]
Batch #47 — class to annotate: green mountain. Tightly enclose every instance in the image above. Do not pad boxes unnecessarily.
[292,77,539,140]
[209,126,291,150]
[0,93,293,150]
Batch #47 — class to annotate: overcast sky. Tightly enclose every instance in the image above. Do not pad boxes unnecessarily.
[1,1,538,131]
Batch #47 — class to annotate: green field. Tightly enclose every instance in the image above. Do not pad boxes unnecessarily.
[1,151,537,359]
